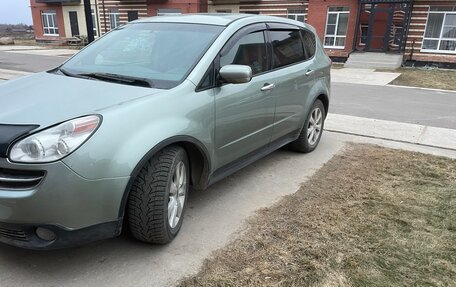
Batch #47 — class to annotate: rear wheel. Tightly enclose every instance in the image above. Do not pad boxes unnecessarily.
[289,99,325,153]
[127,145,189,244]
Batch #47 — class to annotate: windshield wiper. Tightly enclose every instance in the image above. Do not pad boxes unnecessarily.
[78,72,154,88]
[57,67,91,79]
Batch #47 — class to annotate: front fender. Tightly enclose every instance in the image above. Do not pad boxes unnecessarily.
[62,84,215,180]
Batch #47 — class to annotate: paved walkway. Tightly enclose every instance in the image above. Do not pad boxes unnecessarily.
[0,68,31,80]
[0,45,77,57]
[326,113,456,152]
[331,68,401,86]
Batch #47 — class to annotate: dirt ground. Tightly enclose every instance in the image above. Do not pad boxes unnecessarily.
[388,68,456,91]
[178,144,456,287]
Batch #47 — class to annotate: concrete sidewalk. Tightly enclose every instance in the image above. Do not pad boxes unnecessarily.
[331,68,401,86]
[0,68,31,80]
[325,113,456,151]
[0,45,77,57]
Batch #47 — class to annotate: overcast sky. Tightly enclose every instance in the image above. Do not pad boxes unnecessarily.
[0,0,33,25]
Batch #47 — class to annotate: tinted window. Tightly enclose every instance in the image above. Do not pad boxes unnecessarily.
[301,29,316,60]
[220,31,268,75]
[270,30,305,68]
[197,63,214,91]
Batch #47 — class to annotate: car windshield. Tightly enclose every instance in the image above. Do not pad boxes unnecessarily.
[60,22,224,89]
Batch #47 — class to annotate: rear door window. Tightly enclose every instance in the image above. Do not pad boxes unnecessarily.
[300,29,317,60]
[269,30,305,69]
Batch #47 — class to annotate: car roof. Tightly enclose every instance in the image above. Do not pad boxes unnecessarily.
[134,13,305,27]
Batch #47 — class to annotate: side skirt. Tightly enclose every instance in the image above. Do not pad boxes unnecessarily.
[208,129,300,187]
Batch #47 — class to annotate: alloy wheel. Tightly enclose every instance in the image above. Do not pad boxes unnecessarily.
[168,161,187,229]
[307,107,323,145]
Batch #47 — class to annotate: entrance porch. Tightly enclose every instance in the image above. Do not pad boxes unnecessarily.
[354,0,412,53]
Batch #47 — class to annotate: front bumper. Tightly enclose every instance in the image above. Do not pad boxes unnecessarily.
[0,158,130,249]
[0,220,122,250]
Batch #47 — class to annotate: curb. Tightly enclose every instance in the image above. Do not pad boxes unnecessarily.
[386,84,456,94]
[325,114,456,151]
[0,69,31,80]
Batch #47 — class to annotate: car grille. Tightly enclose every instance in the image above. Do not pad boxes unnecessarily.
[0,168,45,190]
[0,225,28,241]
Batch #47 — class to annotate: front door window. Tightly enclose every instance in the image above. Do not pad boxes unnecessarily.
[220,31,268,75]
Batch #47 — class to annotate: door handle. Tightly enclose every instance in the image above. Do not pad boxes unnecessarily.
[305,70,314,76]
[261,83,275,91]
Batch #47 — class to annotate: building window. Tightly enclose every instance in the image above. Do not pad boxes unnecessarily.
[92,10,97,36]
[359,24,368,45]
[324,7,349,49]
[216,10,232,13]
[422,6,456,53]
[42,10,59,36]
[287,9,306,22]
[109,9,120,29]
[128,11,139,22]
[157,9,182,16]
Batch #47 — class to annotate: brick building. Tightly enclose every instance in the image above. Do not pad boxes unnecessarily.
[209,0,456,66]
[29,0,207,41]
[30,0,456,66]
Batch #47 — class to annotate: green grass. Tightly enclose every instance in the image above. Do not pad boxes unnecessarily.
[178,145,456,287]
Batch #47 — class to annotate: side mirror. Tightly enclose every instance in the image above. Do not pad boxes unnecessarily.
[219,65,252,84]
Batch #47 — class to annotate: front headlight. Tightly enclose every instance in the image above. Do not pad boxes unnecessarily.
[9,115,101,163]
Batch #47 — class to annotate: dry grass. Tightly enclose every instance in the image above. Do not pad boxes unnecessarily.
[331,63,345,70]
[178,144,456,287]
[387,68,456,91]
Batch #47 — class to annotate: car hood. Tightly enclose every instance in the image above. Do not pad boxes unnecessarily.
[0,72,162,127]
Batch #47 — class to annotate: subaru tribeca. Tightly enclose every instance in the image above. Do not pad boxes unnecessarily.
[0,14,330,249]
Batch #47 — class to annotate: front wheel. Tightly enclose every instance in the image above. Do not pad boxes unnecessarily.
[127,145,189,244]
[289,99,325,153]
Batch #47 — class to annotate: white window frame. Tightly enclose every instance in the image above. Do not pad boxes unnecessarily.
[109,9,120,30]
[42,10,59,36]
[421,8,456,54]
[287,9,306,22]
[324,8,350,49]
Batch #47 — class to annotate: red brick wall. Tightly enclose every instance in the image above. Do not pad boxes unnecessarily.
[97,0,207,33]
[307,0,358,58]
[405,1,456,64]
[239,0,308,19]
[30,0,66,40]
[147,0,207,16]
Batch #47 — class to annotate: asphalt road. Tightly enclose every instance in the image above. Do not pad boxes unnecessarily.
[0,51,65,72]
[331,82,456,130]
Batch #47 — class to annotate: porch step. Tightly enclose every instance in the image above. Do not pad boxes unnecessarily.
[344,52,403,70]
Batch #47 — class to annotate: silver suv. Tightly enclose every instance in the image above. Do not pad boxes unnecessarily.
[0,14,330,249]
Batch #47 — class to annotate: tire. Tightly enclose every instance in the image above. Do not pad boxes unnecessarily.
[127,145,189,244]
[289,99,326,153]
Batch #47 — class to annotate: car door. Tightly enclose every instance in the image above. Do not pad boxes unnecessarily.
[266,24,318,142]
[213,24,276,169]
